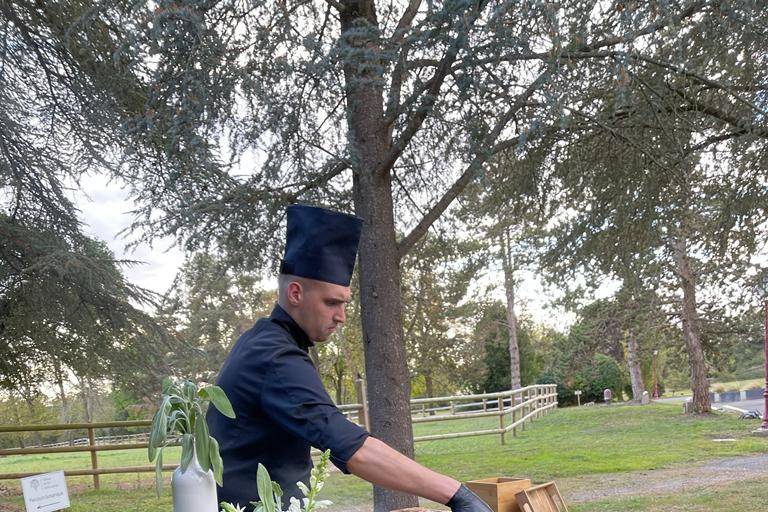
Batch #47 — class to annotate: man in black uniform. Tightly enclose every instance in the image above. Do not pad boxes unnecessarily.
[207,204,489,512]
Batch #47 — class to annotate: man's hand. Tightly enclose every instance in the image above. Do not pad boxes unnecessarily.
[447,485,493,512]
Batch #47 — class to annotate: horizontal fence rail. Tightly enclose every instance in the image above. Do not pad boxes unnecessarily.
[0,384,557,489]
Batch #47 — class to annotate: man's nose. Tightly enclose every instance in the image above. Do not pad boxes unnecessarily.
[334,307,346,324]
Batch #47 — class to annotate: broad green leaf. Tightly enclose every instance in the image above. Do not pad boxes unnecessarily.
[183,380,197,402]
[180,434,194,472]
[202,385,236,419]
[148,401,168,462]
[147,408,160,462]
[257,463,276,512]
[154,447,164,497]
[271,481,283,498]
[194,415,211,471]
[209,436,224,487]
[162,377,174,394]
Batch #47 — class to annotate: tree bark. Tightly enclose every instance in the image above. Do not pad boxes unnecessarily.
[672,233,710,414]
[626,329,645,402]
[341,3,418,509]
[501,228,521,391]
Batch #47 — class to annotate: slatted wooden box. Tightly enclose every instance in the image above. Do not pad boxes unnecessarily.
[466,477,532,512]
[515,482,568,512]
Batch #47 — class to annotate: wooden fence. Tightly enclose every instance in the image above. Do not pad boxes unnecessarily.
[0,384,556,489]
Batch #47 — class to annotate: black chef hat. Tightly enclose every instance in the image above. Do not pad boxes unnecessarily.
[279,204,363,286]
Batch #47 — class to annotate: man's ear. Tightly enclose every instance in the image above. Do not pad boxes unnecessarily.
[286,280,303,306]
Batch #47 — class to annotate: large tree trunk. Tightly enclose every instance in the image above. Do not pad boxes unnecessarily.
[672,234,710,414]
[626,329,645,402]
[501,228,521,391]
[341,3,417,510]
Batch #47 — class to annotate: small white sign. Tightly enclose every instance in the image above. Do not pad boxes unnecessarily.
[21,471,70,512]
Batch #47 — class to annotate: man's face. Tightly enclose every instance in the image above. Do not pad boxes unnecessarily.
[291,278,351,342]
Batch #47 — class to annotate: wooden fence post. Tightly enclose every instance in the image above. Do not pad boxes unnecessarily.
[497,397,505,445]
[450,401,456,415]
[521,389,527,431]
[483,398,487,412]
[536,387,541,419]
[354,379,370,431]
[87,425,100,490]
[511,392,517,437]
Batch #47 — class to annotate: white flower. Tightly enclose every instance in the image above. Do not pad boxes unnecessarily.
[288,497,302,512]
[314,500,333,509]
[220,503,247,512]
[296,481,310,496]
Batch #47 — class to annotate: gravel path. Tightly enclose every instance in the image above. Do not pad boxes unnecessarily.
[557,453,768,503]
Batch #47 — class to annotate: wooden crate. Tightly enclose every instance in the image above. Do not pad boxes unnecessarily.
[515,482,568,512]
[466,477,532,512]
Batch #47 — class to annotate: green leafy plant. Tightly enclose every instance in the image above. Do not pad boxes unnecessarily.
[148,378,236,495]
[220,449,333,512]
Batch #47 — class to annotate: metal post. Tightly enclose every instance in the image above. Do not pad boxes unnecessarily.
[498,397,505,445]
[87,425,100,489]
[762,299,768,430]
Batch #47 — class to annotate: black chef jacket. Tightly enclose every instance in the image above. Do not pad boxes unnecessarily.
[206,305,369,510]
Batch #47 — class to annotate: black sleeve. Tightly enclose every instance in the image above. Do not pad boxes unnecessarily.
[261,346,369,473]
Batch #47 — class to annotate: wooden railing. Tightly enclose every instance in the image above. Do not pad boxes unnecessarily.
[0,384,556,487]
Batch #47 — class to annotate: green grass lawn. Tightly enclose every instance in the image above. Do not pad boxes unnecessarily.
[1,404,767,511]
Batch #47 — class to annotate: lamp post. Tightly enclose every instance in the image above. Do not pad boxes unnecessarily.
[652,350,659,400]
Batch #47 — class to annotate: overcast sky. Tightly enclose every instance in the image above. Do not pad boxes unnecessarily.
[73,173,578,329]
[75,173,184,296]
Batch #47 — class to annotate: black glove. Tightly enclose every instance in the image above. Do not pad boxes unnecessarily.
[447,485,493,512]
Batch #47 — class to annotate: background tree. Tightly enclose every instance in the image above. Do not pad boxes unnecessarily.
[464,301,542,394]
[160,252,274,383]
[401,233,480,399]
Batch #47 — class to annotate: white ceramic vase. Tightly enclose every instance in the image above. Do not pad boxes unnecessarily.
[171,448,218,512]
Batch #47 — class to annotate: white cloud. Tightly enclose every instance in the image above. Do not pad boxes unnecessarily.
[75,173,184,296]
